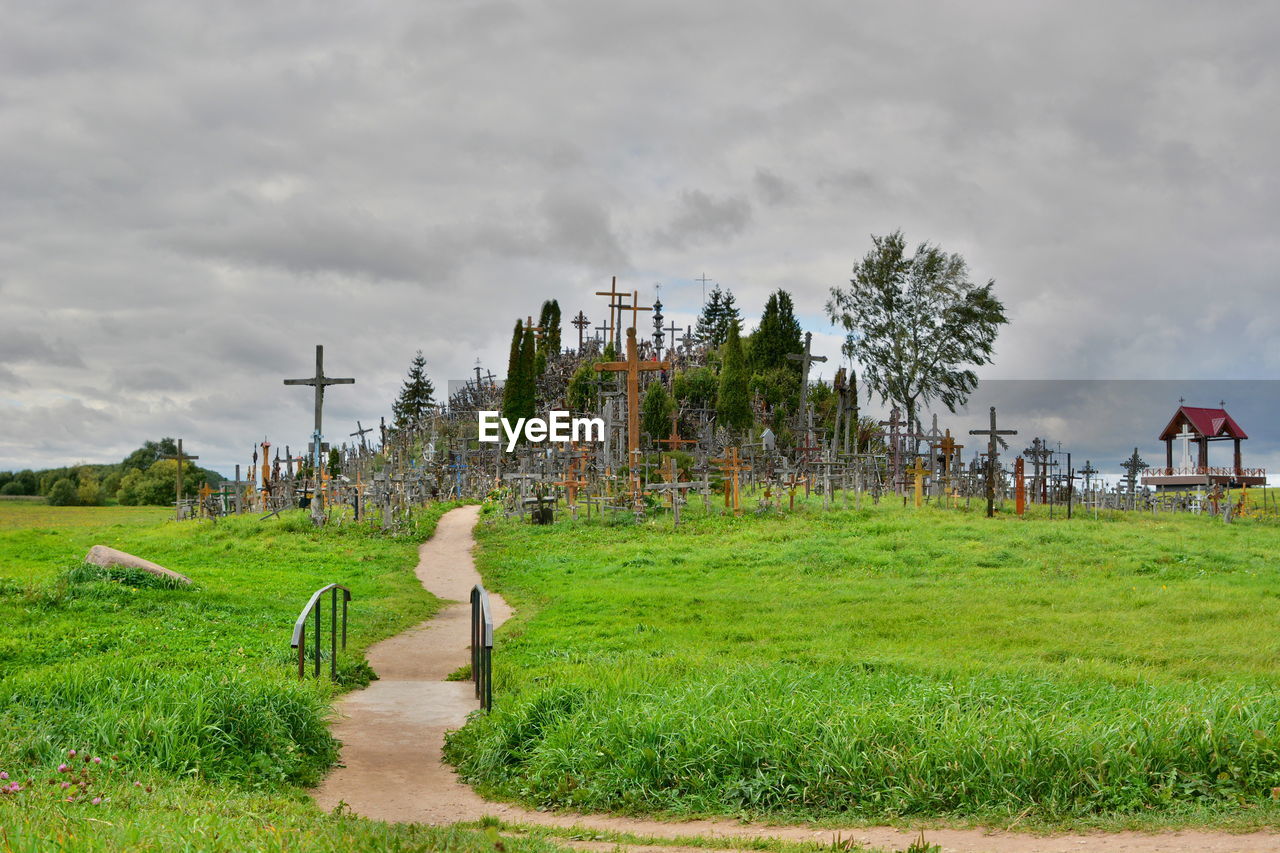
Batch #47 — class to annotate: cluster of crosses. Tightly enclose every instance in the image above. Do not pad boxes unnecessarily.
[165,289,1267,527]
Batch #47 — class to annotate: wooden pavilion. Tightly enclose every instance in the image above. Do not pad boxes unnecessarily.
[1141,404,1267,489]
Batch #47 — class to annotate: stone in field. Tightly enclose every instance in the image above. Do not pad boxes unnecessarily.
[83,545,193,586]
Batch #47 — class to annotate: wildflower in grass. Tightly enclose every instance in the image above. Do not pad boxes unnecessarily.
[61,781,71,789]
[57,763,69,773]
[92,756,102,765]
[91,797,102,805]
[68,750,77,757]
[0,771,8,780]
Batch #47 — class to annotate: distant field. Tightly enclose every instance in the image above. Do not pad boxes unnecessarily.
[450,500,1280,828]
[0,501,530,852]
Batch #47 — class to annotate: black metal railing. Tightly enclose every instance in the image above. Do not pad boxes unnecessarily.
[470,584,493,710]
[291,583,352,679]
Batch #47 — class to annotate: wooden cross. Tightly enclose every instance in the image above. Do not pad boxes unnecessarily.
[284,345,354,522]
[160,439,199,521]
[969,406,1017,518]
[1014,456,1026,516]
[695,272,713,303]
[905,456,930,508]
[571,310,591,352]
[781,468,807,511]
[711,446,751,515]
[659,411,696,452]
[786,331,828,435]
[594,276,623,348]
[350,420,373,451]
[593,327,671,495]
[525,316,545,341]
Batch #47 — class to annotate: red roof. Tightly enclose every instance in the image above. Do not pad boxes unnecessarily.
[1158,406,1248,441]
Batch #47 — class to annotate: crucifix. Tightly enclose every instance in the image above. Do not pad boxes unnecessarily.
[160,439,199,521]
[1172,426,1197,472]
[594,326,670,509]
[284,344,355,524]
[1014,456,1026,516]
[1121,447,1148,509]
[880,407,905,494]
[905,456,930,508]
[350,420,373,452]
[594,276,624,349]
[571,311,591,352]
[712,446,751,515]
[969,406,1017,518]
[695,272,712,304]
[786,332,828,437]
[663,320,680,358]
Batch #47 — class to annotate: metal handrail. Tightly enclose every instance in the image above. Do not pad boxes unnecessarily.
[290,583,352,679]
[470,584,493,710]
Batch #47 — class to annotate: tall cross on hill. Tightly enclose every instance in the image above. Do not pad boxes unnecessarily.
[284,345,355,522]
[786,332,828,436]
[160,439,199,522]
[571,310,591,352]
[969,406,1017,518]
[594,326,670,507]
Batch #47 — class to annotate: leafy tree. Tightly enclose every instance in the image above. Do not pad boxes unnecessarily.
[672,367,717,411]
[826,230,1007,438]
[642,381,674,446]
[695,285,741,349]
[328,448,342,478]
[76,473,102,506]
[0,481,26,496]
[116,460,204,506]
[501,320,526,424]
[392,350,435,430]
[47,478,78,506]
[122,439,178,473]
[567,358,602,413]
[716,320,752,434]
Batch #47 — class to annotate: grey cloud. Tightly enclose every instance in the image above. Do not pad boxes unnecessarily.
[653,190,752,251]
[0,330,85,368]
[753,170,798,207]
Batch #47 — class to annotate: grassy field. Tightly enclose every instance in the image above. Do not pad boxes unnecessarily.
[448,498,1280,828]
[0,501,577,852]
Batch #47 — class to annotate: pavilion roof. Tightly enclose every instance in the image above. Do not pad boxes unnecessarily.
[1158,406,1248,441]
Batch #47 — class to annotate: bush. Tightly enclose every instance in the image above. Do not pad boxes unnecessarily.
[46,478,78,506]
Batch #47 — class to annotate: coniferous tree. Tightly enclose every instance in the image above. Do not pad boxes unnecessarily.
[537,300,562,358]
[749,289,803,372]
[518,322,537,419]
[696,285,741,350]
[716,320,752,434]
[392,350,435,429]
[328,447,342,478]
[501,320,526,424]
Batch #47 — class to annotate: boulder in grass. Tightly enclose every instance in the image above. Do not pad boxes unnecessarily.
[83,545,193,586]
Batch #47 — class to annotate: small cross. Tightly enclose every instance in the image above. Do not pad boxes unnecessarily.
[160,439,200,521]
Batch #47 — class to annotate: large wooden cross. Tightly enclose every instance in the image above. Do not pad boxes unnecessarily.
[594,276,623,349]
[905,455,930,508]
[160,439,199,521]
[594,326,670,506]
[712,446,751,515]
[786,331,828,436]
[284,345,354,522]
[969,406,1017,518]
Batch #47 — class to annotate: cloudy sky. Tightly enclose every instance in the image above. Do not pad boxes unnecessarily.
[2,2,1277,477]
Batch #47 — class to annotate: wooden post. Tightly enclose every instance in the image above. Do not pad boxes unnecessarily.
[160,439,199,522]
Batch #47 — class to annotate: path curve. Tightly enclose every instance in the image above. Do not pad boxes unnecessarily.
[312,505,1280,853]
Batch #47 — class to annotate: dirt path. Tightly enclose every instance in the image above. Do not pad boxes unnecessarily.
[312,505,1280,853]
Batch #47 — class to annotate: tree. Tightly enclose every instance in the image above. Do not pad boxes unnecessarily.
[748,289,803,373]
[328,448,342,479]
[47,478,78,506]
[695,285,741,349]
[672,367,717,411]
[518,323,537,418]
[826,230,1007,439]
[716,320,752,434]
[392,350,435,429]
[642,381,674,446]
[501,320,526,424]
[537,300,562,362]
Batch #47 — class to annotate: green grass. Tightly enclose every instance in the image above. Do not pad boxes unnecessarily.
[0,501,529,852]
[447,497,1280,828]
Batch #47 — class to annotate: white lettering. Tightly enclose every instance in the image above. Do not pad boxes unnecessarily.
[572,416,605,443]
[525,418,548,442]
[549,410,570,442]
[503,418,526,452]
[478,411,501,443]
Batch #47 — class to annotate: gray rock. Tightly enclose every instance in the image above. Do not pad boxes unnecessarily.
[83,545,193,586]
